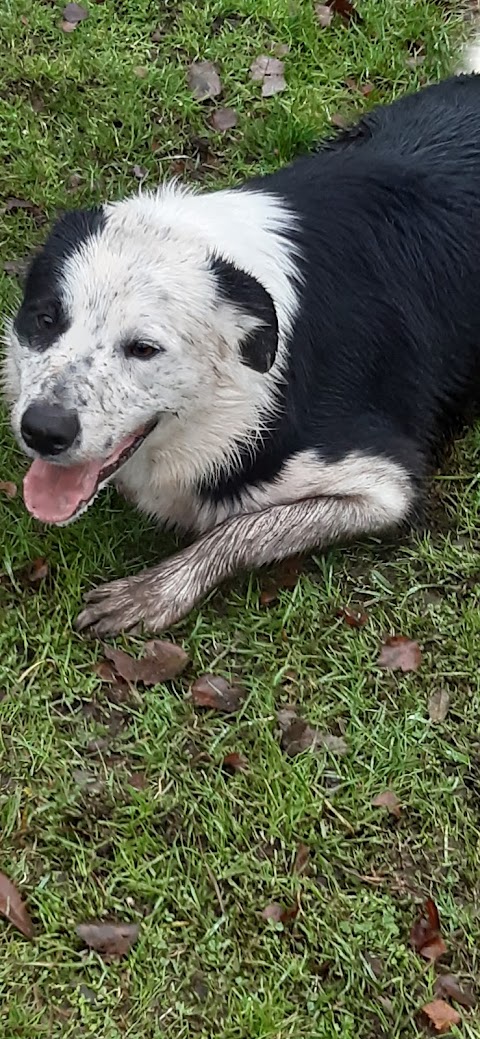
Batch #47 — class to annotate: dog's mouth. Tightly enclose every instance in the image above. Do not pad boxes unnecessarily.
[23,422,156,525]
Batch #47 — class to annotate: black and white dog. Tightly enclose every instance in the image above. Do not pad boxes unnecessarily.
[5,67,480,636]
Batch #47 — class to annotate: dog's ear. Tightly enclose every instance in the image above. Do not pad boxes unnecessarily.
[210,256,278,373]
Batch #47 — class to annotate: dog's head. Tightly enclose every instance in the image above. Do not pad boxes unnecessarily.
[3,187,289,525]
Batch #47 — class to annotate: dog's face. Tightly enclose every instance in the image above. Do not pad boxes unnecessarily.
[4,193,278,524]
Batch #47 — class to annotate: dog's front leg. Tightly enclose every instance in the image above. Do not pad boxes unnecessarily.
[76,475,410,636]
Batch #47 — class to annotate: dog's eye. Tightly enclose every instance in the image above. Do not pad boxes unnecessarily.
[124,341,157,360]
[36,312,55,331]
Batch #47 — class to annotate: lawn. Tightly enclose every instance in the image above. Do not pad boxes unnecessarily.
[1,1,479,1036]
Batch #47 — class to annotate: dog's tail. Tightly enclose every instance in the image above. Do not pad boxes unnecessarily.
[458,25,480,75]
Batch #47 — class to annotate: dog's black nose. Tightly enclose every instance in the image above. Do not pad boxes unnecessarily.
[21,402,80,457]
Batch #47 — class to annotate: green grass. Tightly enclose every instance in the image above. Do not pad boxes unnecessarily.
[1,1,479,1036]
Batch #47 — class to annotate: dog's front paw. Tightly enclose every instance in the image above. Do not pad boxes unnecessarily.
[75,569,195,638]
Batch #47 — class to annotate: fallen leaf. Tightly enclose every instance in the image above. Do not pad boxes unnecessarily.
[0,481,17,499]
[428,689,450,723]
[60,19,77,32]
[250,56,286,97]
[209,107,238,132]
[378,635,422,673]
[62,3,88,24]
[410,898,447,962]
[331,112,349,129]
[293,843,310,874]
[336,605,368,628]
[260,556,303,605]
[0,871,34,938]
[103,640,189,687]
[26,557,49,584]
[315,4,333,27]
[277,708,347,758]
[191,674,246,713]
[421,1000,461,1034]
[4,198,45,225]
[131,164,148,180]
[222,751,248,773]
[67,173,83,191]
[261,902,283,922]
[435,974,476,1010]
[329,0,359,22]
[77,921,140,960]
[372,789,402,819]
[127,771,148,790]
[261,901,299,924]
[133,66,147,78]
[188,61,222,101]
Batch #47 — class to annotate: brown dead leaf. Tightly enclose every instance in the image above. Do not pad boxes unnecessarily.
[187,61,222,101]
[4,198,46,225]
[261,901,299,924]
[336,605,368,628]
[378,635,422,673]
[62,3,88,23]
[250,55,286,97]
[26,557,49,584]
[0,871,34,938]
[191,674,246,713]
[410,898,447,963]
[260,556,303,606]
[372,789,402,819]
[277,707,347,758]
[103,640,189,687]
[222,751,248,773]
[0,481,17,499]
[435,974,476,1010]
[77,921,139,960]
[331,112,349,129]
[209,107,238,132]
[315,4,333,27]
[329,0,360,22]
[428,689,450,723]
[293,843,310,874]
[421,1000,461,1034]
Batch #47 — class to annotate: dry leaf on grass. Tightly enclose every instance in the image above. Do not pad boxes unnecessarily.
[331,112,349,129]
[421,1000,461,1034]
[26,557,49,584]
[435,974,476,1010]
[77,921,140,960]
[250,56,286,97]
[188,61,222,101]
[260,556,303,606]
[277,707,347,758]
[222,752,248,773]
[378,635,422,673]
[329,0,360,22]
[261,901,299,924]
[428,689,450,723]
[293,843,310,874]
[336,605,368,628]
[103,640,189,686]
[210,108,238,131]
[62,3,88,23]
[210,107,238,131]
[132,164,148,180]
[191,674,246,713]
[315,4,333,27]
[0,481,17,499]
[0,871,34,939]
[410,898,447,963]
[372,789,402,819]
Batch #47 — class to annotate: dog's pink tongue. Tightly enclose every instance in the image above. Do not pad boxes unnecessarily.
[23,458,103,524]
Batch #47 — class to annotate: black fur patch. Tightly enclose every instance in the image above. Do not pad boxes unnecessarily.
[14,208,106,351]
[201,74,480,508]
[210,256,278,372]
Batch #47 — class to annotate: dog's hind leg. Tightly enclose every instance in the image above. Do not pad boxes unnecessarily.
[76,450,414,637]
